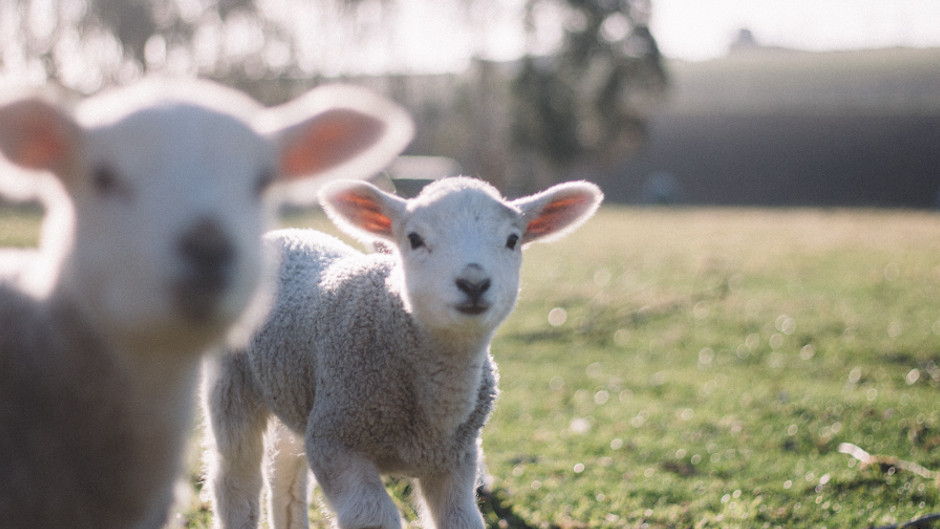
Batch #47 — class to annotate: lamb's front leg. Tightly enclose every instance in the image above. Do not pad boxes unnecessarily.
[204,354,270,529]
[417,457,484,529]
[266,420,311,529]
[305,435,401,529]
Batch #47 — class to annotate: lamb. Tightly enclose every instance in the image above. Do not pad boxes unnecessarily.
[204,176,603,529]
[0,78,413,529]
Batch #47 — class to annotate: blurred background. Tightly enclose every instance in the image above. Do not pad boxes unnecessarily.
[1,0,938,207]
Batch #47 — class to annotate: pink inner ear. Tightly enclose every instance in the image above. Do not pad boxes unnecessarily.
[332,190,393,236]
[20,120,69,170]
[526,194,593,237]
[281,109,386,178]
[0,101,75,173]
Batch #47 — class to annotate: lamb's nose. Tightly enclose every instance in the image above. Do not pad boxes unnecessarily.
[455,264,491,315]
[456,277,491,299]
[174,218,236,321]
[178,218,234,276]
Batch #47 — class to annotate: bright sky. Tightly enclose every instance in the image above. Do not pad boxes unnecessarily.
[4,0,939,82]
[371,0,940,74]
[651,0,940,61]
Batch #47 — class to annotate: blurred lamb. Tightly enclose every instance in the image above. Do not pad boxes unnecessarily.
[0,79,412,529]
[204,176,603,529]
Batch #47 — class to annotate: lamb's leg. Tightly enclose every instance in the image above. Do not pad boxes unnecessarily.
[305,437,401,529]
[416,458,485,529]
[265,420,310,529]
[204,353,270,529]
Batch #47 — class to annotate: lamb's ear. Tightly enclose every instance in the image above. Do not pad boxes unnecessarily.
[512,181,604,245]
[261,85,413,204]
[319,180,407,244]
[0,97,81,179]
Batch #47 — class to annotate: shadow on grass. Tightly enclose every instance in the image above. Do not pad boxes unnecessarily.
[505,273,733,346]
[871,513,940,529]
[478,486,565,529]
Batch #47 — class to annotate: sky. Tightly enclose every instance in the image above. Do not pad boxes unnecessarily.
[649,0,940,61]
[384,0,940,73]
[3,0,939,83]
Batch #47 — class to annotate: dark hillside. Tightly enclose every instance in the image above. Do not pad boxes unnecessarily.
[601,112,940,207]
[595,48,940,208]
[663,47,940,115]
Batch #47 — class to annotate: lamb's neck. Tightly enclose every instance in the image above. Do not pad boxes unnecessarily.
[51,290,202,401]
[120,344,203,427]
[44,293,202,519]
[118,343,202,497]
[412,330,492,434]
[420,327,493,367]
[50,292,203,461]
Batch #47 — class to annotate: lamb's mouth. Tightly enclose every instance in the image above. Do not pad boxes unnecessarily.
[173,273,230,322]
[456,303,489,315]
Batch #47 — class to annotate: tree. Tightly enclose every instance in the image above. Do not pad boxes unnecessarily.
[510,0,667,183]
[0,0,379,94]
[0,0,667,191]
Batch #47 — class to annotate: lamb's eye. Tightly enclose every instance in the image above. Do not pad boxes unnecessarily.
[92,164,127,198]
[254,168,276,196]
[407,232,424,250]
[506,233,520,250]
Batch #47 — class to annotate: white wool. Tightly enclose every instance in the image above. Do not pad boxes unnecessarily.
[204,176,603,529]
[0,78,412,529]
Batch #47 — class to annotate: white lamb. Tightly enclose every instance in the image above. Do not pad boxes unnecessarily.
[0,78,412,529]
[204,176,603,529]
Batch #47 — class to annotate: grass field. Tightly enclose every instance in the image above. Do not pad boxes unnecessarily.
[472,207,940,529]
[4,205,940,528]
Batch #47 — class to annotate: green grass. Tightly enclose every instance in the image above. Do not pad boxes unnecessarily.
[5,205,940,528]
[0,204,43,248]
[481,207,940,529]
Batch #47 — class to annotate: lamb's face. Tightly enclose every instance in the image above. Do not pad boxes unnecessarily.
[0,81,412,352]
[67,103,274,349]
[396,188,525,334]
[322,176,603,341]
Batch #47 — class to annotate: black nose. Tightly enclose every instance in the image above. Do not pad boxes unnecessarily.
[455,277,491,303]
[174,218,235,321]
[178,218,234,275]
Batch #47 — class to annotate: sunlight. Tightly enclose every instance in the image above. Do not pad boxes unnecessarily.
[1,0,939,82]
[651,0,940,61]
[366,0,940,72]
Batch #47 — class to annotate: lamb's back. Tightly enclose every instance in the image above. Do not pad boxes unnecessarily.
[246,229,494,474]
[248,229,413,433]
